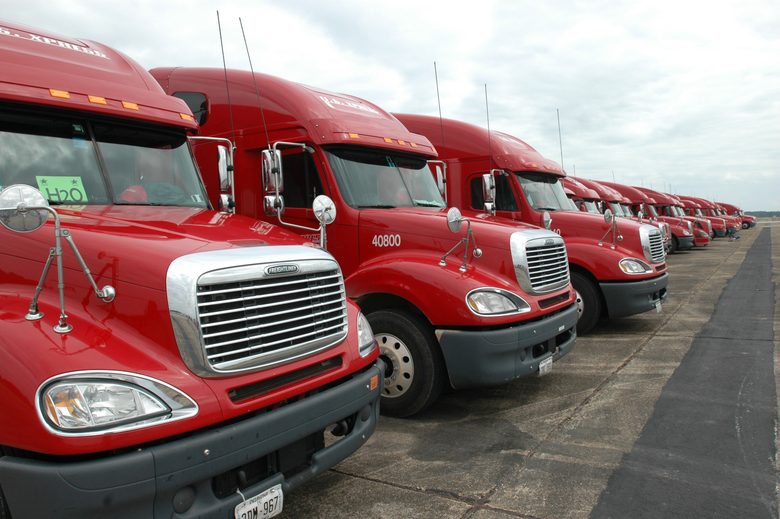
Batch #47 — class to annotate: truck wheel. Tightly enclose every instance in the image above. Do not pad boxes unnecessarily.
[368,310,445,418]
[669,235,678,254]
[742,222,749,229]
[571,272,601,336]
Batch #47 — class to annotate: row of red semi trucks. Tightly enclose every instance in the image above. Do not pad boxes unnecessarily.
[0,18,751,519]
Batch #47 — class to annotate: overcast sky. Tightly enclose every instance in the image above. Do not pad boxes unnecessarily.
[4,0,779,210]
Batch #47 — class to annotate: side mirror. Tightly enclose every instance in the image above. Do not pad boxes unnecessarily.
[446,207,462,233]
[637,210,644,222]
[217,145,231,191]
[261,149,283,194]
[263,195,285,217]
[435,164,445,196]
[482,173,496,215]
[0,184,50,233]
[604,208,614,225]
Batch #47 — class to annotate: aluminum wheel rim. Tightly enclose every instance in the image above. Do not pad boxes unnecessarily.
[377,333,414,398]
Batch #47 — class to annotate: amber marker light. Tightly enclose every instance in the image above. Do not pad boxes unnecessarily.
[88,95,107,105]
[397,140,406,145]
[348,133,360,139]
[121,101,139,110]
[49,89,70,99]
[410,142,418,148]
[383,137,392,143]
[180,113,195,122]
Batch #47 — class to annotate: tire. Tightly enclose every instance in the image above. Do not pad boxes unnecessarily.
[571,271,601,336]
[669,235,678,254]
[367,310,445,418]
[742,222,749,229]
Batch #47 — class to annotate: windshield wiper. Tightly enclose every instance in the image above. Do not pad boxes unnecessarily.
[534,206,558,212]
[357,204,396,209]
[413,200,445,207]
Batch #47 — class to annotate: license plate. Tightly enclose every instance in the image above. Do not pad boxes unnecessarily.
[234,484,283,519]
[655,301,662,313]
[538,356,553,376]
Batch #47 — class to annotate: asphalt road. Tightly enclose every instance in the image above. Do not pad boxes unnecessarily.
[282,224,778,519]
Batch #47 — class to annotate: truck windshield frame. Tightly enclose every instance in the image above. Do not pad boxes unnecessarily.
[0,106,209,208]
[515,172,573,212]
[324,146,446,210]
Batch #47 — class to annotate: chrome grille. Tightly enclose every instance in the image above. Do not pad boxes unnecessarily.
[167,247,349,378]
[197,269,347,371]
[649,232,665,263]
[525,242,570,293]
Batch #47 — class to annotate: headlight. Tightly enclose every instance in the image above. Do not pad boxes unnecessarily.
[38,372,197,435]
[682,230,692,236]
[357,311,376,358]
[466,288,531,316]
[619,258,652,274]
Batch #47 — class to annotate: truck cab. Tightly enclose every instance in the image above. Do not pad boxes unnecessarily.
[395,114,668,336]
[150,67,579,418]
[0,19,382,519]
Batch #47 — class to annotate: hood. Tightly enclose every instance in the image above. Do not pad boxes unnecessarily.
[9,205,309,291]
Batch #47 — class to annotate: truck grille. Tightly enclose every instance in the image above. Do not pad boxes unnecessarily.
[167,248,349,377]
[648,232,665,263]
[510,231,570,295]
[525,242,570,293]
[198,269,348,371]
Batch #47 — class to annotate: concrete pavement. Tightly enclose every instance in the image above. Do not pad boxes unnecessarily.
[281,225,776,519]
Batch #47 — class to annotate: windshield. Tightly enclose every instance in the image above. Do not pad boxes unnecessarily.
[0,107,208,207]
[646,204,659,217]
[608,201,624,216]
[516,172,573,212]
[695,209,704,217]
[621,204,634,216]
[325,147,445,209]
[582,200,600,213]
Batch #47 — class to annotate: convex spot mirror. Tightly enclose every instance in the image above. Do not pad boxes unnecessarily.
[447,207,462,233]
[0,184,49,233]
[313,195,336,225]
[604,208,614,225]
[542,211,552,230]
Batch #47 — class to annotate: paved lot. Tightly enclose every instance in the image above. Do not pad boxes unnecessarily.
[283,224,778,518]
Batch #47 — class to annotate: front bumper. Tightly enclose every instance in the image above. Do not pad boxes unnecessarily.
[0,362,383,519]
[437,302,578,389]
[715,228,726,237]
[676,236,694,250]
[600,273,669,319]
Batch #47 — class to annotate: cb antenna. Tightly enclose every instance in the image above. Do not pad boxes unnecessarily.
[217,12,236,148]
[557,109,564,173]
[433,62,448,203]
[485,84,492,163]
[239,18,272,149]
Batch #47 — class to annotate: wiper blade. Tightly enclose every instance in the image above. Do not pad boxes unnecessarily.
[357,204,396,209]
[413,200,445,207]
[534,207,558,212]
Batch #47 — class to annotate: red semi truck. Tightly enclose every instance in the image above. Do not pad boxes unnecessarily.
[636,188,710,247]
[395,114,668,336]
[150,67,579,418]
[679,196,738,238]
[0,20,383,519]
[717,202,756,229]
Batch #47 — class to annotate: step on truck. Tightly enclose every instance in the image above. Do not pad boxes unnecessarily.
[150,67,579,418]
[0,19,383,519]
[395,114,668,336]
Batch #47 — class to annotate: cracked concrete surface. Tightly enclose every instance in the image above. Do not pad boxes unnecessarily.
[280,226,776,519]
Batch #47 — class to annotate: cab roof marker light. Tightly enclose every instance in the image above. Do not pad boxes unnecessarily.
[410,142,418,148]
[348,133,360,139]
[49,89,70,99]
[383,137,392,143]
[397,140,406,145]
[88,95,106,105]
[180,113,195,122]
[121,101,139,111]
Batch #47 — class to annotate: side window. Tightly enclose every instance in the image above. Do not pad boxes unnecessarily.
[468,175,518,211]
[281,151,325,208]
[172,92,208,126]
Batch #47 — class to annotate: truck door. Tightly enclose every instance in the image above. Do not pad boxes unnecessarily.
[278,149,330,245]
[467,173,523,220]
